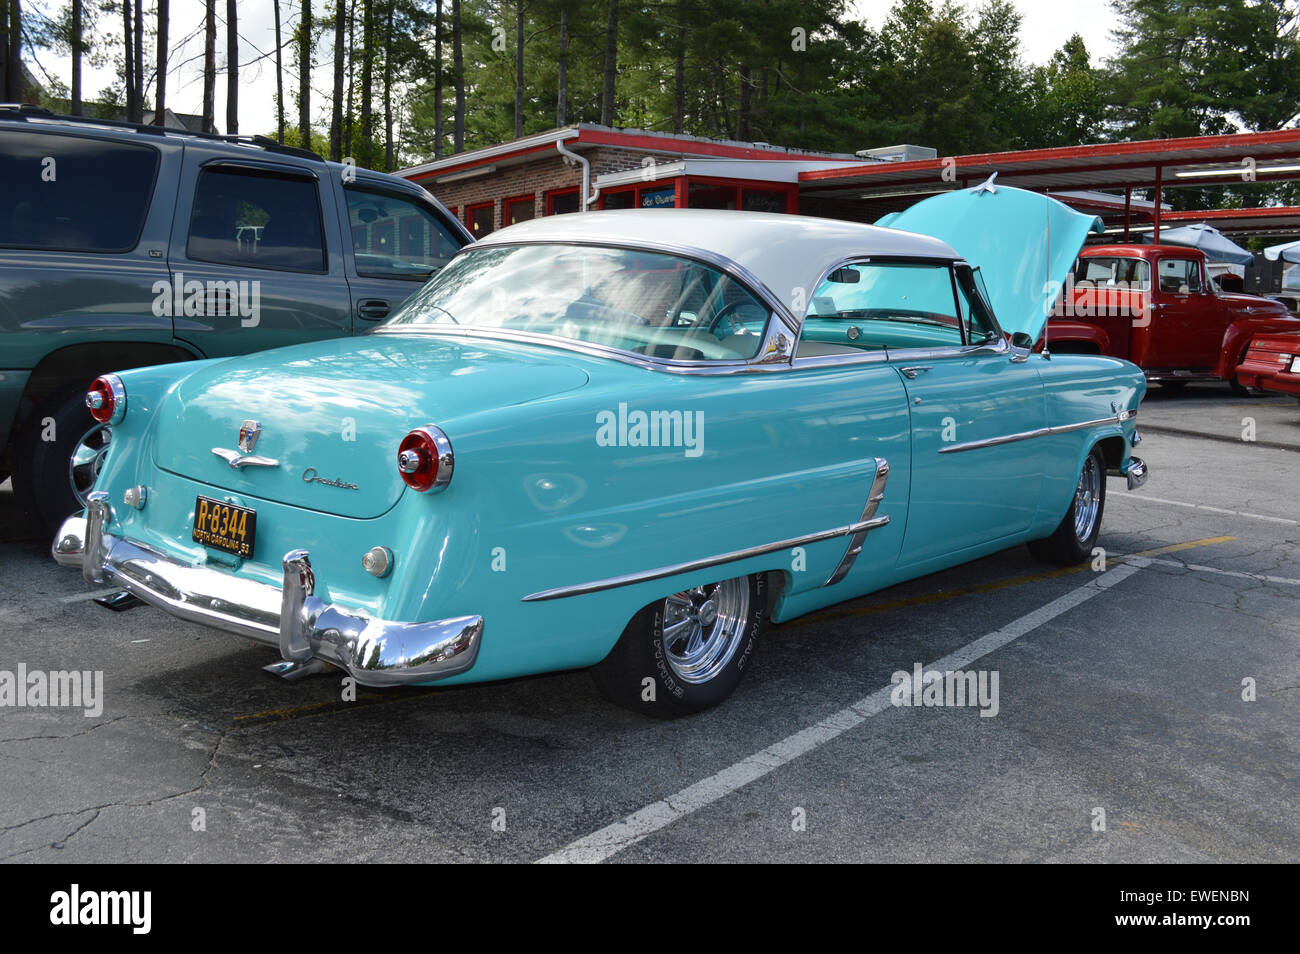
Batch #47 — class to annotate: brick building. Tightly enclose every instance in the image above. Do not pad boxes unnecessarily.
[399,124,879,239]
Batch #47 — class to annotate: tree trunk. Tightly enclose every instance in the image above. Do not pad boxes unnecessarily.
[345,0,354,156]
[383,0,394,170]
[360,0,372,165]
[133,0,143,120]
[673,1,685,133]
[274,0,284,142]
[452,0,463,152]
[123,0,136,121]
[225,0,237,133]
[201,0,215,132]
[299,0,312,146]
[513,0,524,138]
[737,65,751,141]
[329,0,345,160]
[154,0,167,124]
[71,0,83,114]
[601,0,617,126]
[556,5,567,127]
[434,0,442,157]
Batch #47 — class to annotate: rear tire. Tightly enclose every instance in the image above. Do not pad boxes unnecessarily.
[12,387,97,538]
[591,574,766,717]
[1028,446,1106,566]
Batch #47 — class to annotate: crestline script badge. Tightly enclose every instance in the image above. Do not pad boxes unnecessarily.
[302,468,359,490]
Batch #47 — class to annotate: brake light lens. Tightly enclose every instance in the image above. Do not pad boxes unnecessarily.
[397,426,454,493]
[86,374,125,424]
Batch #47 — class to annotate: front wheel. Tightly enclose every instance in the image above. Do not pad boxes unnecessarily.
[591,574,766,717]
[1028,446,1106,566]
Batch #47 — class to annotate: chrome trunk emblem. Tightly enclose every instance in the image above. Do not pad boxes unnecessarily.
[238,420,262,454]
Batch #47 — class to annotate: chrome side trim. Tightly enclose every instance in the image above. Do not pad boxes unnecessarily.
[211,447,281,469]
[520,514,890,603]
[937,410,1136,454]
[825,458,891,587]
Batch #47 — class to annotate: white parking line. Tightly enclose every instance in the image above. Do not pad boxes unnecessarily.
[537,559,1149,864]
[1111,492,1300,527]
[1147,557,1300,587]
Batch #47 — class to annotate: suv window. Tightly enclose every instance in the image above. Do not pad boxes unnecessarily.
[187,166,326,272]
[1156,257,1202,294]
[0,130,159,252]
[346,186,462,279]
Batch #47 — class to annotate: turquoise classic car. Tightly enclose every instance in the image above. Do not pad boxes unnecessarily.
[52,185,1148,716]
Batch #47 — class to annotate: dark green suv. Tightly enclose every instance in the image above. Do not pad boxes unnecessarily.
[0,106,471,535]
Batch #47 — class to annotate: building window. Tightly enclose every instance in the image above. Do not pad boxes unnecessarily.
[688,183,737,210]
[547,189,581,215]
[741,188,787,214]
[602,189,636,210]
[505,195,535,226]
[639,186,677,209]
[467,201,495,239]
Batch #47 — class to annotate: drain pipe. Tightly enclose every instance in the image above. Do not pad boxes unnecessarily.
[556,140,600,210]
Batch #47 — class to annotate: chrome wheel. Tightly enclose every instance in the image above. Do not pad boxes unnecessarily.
[69,423,111,508]
[1072,452,1101,544]
[662,578,752,685]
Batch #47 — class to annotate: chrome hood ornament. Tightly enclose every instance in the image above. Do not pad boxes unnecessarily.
[213,419,279,469]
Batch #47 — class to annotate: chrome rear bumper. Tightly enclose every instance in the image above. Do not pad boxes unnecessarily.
[52,495,482,686]
[1111,455,1148,491]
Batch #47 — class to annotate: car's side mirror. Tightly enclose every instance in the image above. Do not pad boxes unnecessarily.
[1009,331,1034,363]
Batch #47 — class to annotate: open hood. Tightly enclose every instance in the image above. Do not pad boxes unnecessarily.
[881,180,1105,342]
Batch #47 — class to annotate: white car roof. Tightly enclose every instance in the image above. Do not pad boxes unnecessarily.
[471,209,960,318]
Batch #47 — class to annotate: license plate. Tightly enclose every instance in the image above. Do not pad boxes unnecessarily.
[1290,356,1300,374]
[192,496,256,558]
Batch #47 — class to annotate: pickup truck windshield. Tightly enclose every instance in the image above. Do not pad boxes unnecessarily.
[383,243,772,361]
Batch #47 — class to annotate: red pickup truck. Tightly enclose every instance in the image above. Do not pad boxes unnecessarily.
[1048,244,1299,389]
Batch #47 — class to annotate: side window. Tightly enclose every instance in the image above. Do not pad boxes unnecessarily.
[956,266,1000,344]
[1157,258,1201,294]
[799,261,966,354]
[188,166,326,272]
[0,130,158,252]
[345,186,463,279]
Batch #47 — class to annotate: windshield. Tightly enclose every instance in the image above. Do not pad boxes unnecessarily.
[383,243,773,361]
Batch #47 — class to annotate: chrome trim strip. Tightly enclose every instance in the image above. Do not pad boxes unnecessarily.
[520,514,890,603]
[937,410,1136,454]
[825,458,891,587]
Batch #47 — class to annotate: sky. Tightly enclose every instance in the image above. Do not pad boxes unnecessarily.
[27,0,1121,143]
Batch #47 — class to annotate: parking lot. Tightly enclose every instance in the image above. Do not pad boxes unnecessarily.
[1,383,1297,864]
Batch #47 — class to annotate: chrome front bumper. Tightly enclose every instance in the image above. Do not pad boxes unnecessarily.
[1109,455,1148,491]
[52,496,482,686]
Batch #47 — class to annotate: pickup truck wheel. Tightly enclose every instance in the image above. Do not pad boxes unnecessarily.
[12,387,97,538]
[1028,446,1106,566]
[591,574,765,717]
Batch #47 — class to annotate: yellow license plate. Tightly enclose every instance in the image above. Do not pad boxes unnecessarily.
[192,496,256,558]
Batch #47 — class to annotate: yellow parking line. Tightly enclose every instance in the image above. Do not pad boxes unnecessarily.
[232,535,1236,724]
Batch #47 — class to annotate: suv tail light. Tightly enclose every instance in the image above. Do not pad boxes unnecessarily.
[86,374,126,424]
[397,426,454,493]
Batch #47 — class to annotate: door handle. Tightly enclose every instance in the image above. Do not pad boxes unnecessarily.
[899,366,931,379]
[357,299,390,320]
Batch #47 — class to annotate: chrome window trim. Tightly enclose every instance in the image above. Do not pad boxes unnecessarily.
[937,409,1137,454]
[521,512,892,603]
[371,237,800,376]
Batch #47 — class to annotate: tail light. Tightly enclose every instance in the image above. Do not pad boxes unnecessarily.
[86,374,126,424]
[397,426,454,493]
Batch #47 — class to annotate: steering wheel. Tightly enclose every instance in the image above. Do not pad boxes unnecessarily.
[706,300,759,337]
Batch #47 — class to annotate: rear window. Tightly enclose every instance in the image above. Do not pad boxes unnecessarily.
[0,129,159,252]
[1075,256,1150,289]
